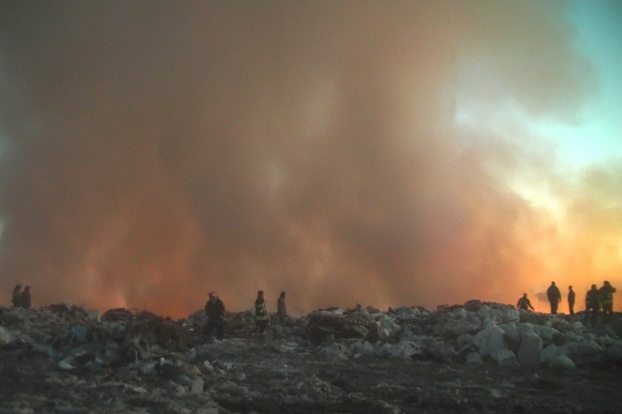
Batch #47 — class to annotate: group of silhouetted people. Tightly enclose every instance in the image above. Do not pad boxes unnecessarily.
[203,289,289,340]
[11,284,31,309]
[586,281,617,318]
[517,280,617,320]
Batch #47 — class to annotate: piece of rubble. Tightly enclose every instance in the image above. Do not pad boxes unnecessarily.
[472,322,506,358]
[3,300,622,413]
[517,333,542,368]
[547,354,577,371]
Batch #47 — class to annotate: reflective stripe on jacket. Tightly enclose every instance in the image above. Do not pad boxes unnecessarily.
[255,303,268,320]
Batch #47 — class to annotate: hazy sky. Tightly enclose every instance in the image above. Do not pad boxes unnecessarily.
[0,1,620,317]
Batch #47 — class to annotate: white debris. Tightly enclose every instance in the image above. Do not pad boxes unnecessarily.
[0,326,15,345]
[191,377,204,394]
[473,322,506,357]
[465,352,484,365]
[491,349,517,366]
[548,355,576,371]
[349,339,375,356]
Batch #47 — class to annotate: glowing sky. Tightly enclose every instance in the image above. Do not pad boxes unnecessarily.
[0,1,620,317]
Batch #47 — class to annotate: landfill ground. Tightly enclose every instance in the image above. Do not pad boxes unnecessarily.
[187,338,622,414]
[2,337,622,414]
[1,304,622,414]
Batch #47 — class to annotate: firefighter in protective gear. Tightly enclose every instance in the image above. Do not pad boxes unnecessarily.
[599,281,616,317]
[586,284,601,321]
[21,286,31,309]
[204,291,225,339]
[255,290,269,334]
[11,284,22,308]
[546,281,562,314]
[516,293,534,311]
[277,291,287,320]
[568,285,576,316]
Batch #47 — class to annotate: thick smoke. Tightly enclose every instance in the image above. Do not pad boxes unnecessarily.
[0,1,619,317]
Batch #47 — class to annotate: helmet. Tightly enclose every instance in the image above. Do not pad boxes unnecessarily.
[208,291,217,298]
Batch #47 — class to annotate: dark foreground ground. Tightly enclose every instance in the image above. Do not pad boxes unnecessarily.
[2,336,622,414]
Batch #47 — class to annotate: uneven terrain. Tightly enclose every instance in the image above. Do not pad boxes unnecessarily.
[1,303,621,414]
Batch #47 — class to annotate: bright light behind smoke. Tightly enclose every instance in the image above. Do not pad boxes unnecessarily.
[0,1,620,318]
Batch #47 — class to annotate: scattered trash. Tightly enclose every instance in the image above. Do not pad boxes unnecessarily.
[2,302,622,412]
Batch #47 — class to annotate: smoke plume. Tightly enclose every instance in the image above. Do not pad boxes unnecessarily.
[1,1,619,317]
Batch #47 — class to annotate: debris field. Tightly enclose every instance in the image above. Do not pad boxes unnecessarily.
[2,301,622,413]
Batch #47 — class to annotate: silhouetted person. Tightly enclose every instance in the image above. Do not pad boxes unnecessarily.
[516,293,534,311]
[277,291,287,320]
[204,291,225,340]
[11,284,22,308]
[568,285,576,316]
[586,284,601,322]
[599,281,616,317]
[547,281,561,314]
[20,286,31,309]
[255,290,269,334]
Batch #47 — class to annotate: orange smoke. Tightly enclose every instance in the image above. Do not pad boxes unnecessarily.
[0,2,620,318]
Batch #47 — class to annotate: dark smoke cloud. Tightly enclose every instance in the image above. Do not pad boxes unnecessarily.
[0,1,612,317]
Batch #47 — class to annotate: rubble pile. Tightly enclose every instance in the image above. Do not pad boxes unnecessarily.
[1,301,622,413]
[302,300,622,369]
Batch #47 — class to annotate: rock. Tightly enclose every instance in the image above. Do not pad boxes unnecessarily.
[376,341,421,359]
[455,333,474,348]
[517,322,536,339]
[542,344,561,362]
[420,339,457,362]
[444,317,481,336]
[465,352,484,365]
[476,304,519,325]
[533,325,559,344]
[575,339,603,356]
[0,326,15,345]
[500,323,520,343]
[305,312,370,344]
[58,357,77,371]
[365,321,382,342]
[319,343,348,360]
[492,349,517,366]
[191,377,204,394]
[68,324,88,345]
[139,361,157,375]
[473,322,506,357]
[564,331,582,343]
[376,314,402,337]
[349,339,375,356]
[517,334,542,368]
[157,361,194,384]
[548,355,577,371]
[2,300,622,413]
[606,344,622,359]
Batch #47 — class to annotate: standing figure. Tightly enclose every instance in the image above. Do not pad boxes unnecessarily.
[277,291,288,321]
[516,293,534,311]
[568,285,576,316]
[586,284,601,321]
[599,281,617,317]
[254,290,269,334]
[204,291,225,340]
[11,284,22,308]
[546,281,562,314]
[20,286,31,309]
